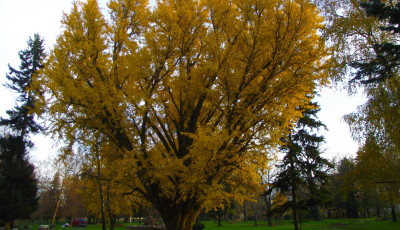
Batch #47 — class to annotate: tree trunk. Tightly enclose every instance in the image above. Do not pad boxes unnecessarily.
[52,193,62,225]
[157,201,201,230]
[196,213,200,224]
[390,203,397,222]
[243,202,247,222]
[290,158,299,230]
[252,203,258,226]
[217,207,222,227]
[106,181,115,230]
[9,183,16,229]
[292,206,299,230]
[267,215,272,227]
[96,149,106,230]
[264,170,273,227]
[265,194,272,227]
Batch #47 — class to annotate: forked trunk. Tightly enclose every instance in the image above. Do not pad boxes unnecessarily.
[157,200,201,230]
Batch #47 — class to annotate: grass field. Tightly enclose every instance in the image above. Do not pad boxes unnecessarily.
[19,218,400,230]
[202,218,400,230]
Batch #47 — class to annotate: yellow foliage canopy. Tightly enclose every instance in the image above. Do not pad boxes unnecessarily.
[33,0,329,229]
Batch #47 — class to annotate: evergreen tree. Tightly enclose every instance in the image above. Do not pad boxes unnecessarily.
[0,34,45,228]
[1,33,45,140]
[351,0,400,85]
[0,135,38,229]
[274,101,333,230]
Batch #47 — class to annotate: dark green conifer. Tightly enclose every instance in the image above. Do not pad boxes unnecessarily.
[1,34,45,139]
[0,136,39,229]
[273,100,333,230]
[0,34,45,229]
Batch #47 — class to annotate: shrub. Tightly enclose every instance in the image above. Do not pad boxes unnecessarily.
[193,223,205,230]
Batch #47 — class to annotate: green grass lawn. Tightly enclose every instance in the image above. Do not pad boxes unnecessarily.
[20,218,400,230]
[202,218,400,230]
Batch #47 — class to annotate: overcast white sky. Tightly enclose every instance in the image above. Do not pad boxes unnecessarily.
[0,0,366,161]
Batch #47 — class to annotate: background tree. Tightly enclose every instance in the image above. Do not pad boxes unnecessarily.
[33,0,330,229]
[354,135,400,221]
[319,0,400,221]
[329,157,359,218]
[49,171,63,225]
[0,34,45,229]
[260,156,279,227]
[0,136,38,229]
[62,175,87,221]
[80,146,136,230]
[273,101,332,230]
[33,154,89,223]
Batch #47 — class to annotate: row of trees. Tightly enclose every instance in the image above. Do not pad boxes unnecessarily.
[2,0,400,230]
[28,146,398,228]
[320,0,400,223]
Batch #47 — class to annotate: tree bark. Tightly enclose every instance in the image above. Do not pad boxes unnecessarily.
[267,214,272,227]
[252,203,258,226]
[390,203,397,222]
[96,149,106,230]
[265,194,272,227]
[106,181,115,230]
[157,200,201,230]
[243,202,247,222]
[292,205,299,230]
[290,157,299,230]
[52,193,62,225]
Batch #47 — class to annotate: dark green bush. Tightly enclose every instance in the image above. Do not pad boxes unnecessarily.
[193,223,205,230]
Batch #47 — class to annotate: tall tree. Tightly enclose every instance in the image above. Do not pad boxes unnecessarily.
[273,101,332,230]
[32,1,330,229]
[1,34,45,140]
[0,34,45,229]
[0,136,38,229]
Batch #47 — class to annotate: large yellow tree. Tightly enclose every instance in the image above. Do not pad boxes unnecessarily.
[33,0,329,229]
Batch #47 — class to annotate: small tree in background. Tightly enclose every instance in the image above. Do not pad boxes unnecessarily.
[330,157,359,219]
